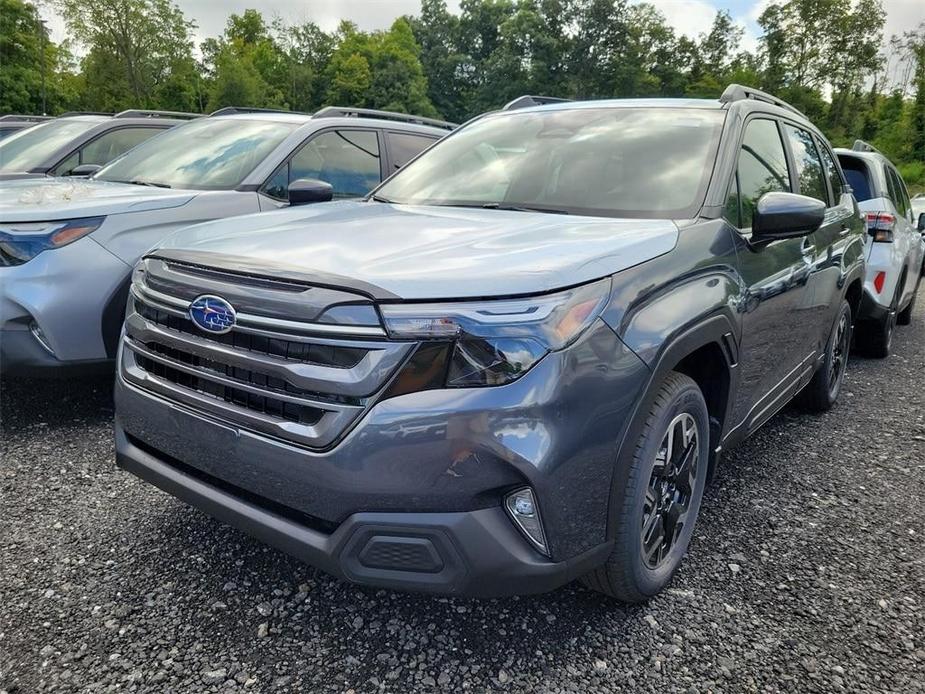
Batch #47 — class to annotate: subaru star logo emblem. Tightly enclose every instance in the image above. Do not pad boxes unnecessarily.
[189,295,236,334]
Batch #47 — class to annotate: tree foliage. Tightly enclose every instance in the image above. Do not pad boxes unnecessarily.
[5,0,924,186]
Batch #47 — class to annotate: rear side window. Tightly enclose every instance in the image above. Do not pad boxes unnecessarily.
[838,155,872,201]
[265,129,381,200]
[728,118,791,228]
[888,167,910,217]
[386,132,437,170]
[783,124,827,203]
[817,142,843,205]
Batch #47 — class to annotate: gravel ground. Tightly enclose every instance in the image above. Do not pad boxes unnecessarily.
[1,291,923,694]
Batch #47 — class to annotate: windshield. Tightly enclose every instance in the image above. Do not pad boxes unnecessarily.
[0,118,104,172]
[374,107,725,218]
[96,118,299,190]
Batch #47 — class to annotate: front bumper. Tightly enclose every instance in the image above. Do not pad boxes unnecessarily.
[116,424,612,596]
[115,320,650,595]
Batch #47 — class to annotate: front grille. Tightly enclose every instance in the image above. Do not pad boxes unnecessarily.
[120,257,414,450]
[134,300,366,369]
[134,352,325,426]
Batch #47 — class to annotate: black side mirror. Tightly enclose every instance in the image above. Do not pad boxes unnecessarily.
[68,163,102,177]
[917,212,925,232]
[751,192,826,243]
[289,178,333,206]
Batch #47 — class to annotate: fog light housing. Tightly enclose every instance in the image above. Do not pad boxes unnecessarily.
[504,487,549,556]
[29,321,55,355]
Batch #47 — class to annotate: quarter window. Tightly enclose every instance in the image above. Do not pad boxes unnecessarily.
[265,129,381,201]
[730,119,791,228]
[783,124,827,203]
[385,132,437,170]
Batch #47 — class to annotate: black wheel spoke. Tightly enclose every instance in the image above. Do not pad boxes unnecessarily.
[641,411,701,569]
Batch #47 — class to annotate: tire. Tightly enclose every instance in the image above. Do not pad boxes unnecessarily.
[856,280,900,358]
[798,299,852,413]
[897,272,920,326]
[581,371,709,602]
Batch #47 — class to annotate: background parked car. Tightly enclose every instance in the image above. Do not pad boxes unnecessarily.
[836,141,924,357]
[0,115,52,141]
[0,110,199,181]
[0,106,453,376]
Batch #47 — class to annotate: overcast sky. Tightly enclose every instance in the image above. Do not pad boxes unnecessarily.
[41,0,925,63]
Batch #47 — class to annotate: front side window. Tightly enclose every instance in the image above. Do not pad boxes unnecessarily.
[80,128,159,167]
[374,108,726,218]
[783,124,827,203]
[731,118,791,228]
[96,118,299,190]
[264,129,381,200]
[0,118,105,172]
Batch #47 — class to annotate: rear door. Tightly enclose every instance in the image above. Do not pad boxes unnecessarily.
[781,124,857,349]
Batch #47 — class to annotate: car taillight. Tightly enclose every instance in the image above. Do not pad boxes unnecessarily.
[866,212,895,242]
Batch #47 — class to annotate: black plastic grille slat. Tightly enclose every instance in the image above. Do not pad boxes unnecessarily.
[134,300,366,369]
[134,353,324,426]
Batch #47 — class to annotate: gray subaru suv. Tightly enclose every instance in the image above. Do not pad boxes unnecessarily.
[115,87,865,600]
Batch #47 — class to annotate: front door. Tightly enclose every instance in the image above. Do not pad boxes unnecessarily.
[725,117,818,434]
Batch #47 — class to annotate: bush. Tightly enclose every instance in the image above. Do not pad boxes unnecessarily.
[899,161,925,195]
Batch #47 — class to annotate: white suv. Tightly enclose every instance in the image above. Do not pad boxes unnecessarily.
[836,141,924,357]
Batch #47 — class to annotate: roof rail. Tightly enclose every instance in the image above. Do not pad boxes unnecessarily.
[209,106,310,117]
[503,95,572,111]
[58,111,114,118]
[114,109,201,120]
[0,114,53,122]
[719,84,808,121]
[312,106,456,130]
[852,139,883,155]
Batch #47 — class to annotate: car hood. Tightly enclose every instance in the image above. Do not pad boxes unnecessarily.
[153,201,679,299]
[0,178,197,222]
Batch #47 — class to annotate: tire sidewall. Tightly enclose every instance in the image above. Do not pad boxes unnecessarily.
[824,302,853,403]
[625,380,710,597]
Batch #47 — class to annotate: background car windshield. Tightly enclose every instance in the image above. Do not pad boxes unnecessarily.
[375,107,725,218]
[0,119,103,172]
[96,118,298,190]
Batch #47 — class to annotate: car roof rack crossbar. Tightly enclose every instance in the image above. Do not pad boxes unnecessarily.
[851,139,883,155]
[502,95,572,111]
[57,111,114,118]
[312,106,456,130]
[209,106,310,117]
[114,109,201,120]
[719,84,808,120]
[0,114,53,122]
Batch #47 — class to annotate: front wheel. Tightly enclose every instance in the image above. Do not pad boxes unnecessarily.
[582,371,709,602]
[799,299,852,412]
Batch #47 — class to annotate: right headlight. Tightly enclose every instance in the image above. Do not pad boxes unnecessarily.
[379,277,611,389]
[0,217,106,266]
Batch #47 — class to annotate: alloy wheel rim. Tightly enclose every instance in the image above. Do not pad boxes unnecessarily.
[828,312,850,394]
[642,412,700,569]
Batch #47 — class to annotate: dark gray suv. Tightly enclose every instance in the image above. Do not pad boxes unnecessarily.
[115,86,865,601]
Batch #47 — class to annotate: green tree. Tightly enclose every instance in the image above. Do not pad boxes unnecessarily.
[57,0,197,110]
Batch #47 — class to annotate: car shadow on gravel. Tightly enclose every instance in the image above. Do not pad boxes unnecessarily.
[0,375,115,435]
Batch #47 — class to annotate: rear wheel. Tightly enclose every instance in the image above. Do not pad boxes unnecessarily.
[799,299,852,412]
[582,371,708,602]
[897,272,920,326]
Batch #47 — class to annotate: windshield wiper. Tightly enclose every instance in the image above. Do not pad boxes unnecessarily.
[369,194,394,203]
[128,179,171,189]
[481,202,570,215]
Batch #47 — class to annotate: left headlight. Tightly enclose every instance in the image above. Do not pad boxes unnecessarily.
[380,277,612,388]
[0,216,106,266]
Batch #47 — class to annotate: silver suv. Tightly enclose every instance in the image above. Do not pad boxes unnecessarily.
[836,141,924,356]
[0,107,452,375]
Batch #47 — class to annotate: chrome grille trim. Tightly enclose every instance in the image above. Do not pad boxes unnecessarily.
[132,283,387,338]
